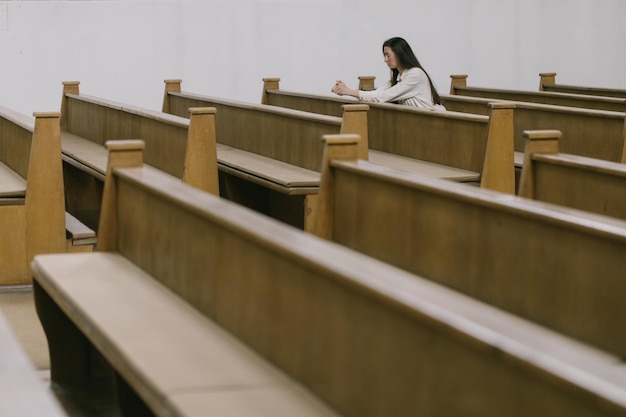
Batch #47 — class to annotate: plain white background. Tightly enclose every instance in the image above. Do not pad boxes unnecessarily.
[1,0,625,115]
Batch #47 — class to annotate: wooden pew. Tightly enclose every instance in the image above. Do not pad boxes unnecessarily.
[450,74,626,112]
[312,134,626,361]
[32,140,626,417]
[518,129,626,220]
[60,81,218,232]
[439,92,626,173]
[0,108,66,285]
[540,72,626,98]
[0,309,69,417]
[355,75,626,179]
[260,78,515,194]
[163,79,370,229]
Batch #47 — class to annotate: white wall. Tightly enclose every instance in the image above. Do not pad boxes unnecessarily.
[1,0,625,115]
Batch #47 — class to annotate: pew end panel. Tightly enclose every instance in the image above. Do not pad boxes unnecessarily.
[518,130,562,199]
[0,110,66,285]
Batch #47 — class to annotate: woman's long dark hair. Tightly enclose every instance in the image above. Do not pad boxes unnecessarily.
[383,37,441,105]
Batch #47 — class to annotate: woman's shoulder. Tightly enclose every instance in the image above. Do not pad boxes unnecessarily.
[403,67,428,78]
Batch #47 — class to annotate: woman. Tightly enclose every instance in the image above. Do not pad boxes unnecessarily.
[331,37,445,111]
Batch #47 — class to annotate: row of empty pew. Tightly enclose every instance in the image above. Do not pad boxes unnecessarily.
[2,73,626,416]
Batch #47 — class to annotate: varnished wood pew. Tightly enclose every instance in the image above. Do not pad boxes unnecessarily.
[0,108,66,285]
[32,140,626,417]
[450,74,626,112]
[347,75,626,175]
[60,81,218,232]
[518,129,626,220]
[312,134,626,361]
[260,78,515,194]
[163,79,370,229]
[0,310,69,417]
[540,72,626,98]
[439,92,626,173]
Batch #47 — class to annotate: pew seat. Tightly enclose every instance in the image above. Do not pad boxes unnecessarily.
[0,162,27,197]
[218,144,480,194]
[33,252,341,417]
[64,212,96,252]
[61,131,108,180]
[217,143,319,193]
[369,150,479,181]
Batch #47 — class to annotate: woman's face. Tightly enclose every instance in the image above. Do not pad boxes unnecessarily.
[383,46,399,70]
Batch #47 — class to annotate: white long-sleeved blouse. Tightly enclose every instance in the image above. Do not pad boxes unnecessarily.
[358,67,446,111]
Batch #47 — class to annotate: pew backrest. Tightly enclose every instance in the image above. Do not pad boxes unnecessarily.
[60,81,218,194]
[539,72,626,98]
[450,74,626,112]
[163,80,369,171]
[440,93,626,165]
[518,129,626,220]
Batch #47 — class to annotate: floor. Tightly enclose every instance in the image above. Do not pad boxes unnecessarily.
[0,285,119,417]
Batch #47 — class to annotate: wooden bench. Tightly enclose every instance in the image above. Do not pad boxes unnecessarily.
[163,79,370,229]
[260,77,515,194]
[439,91,626,173]
[32,140,626,416]
[518,129,626,221]
[540,72,626,98]
[450,74,626,112]
[0,309,68,417]
[349,75,626,177]
[0,107,67,285]
[312,134,626,360]
[60,81,218,233]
